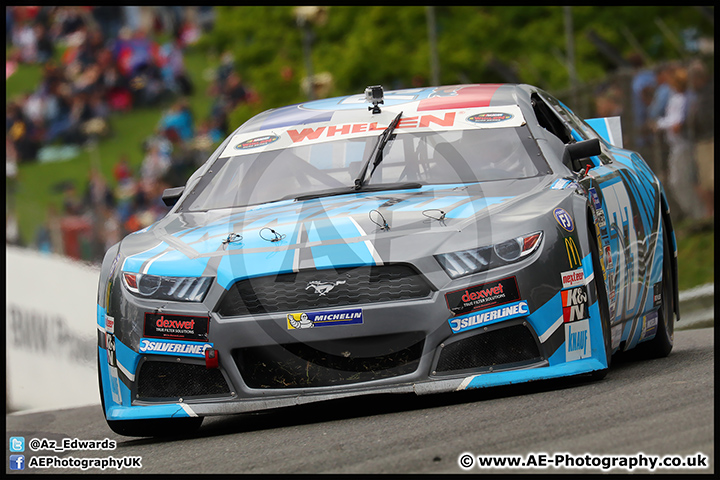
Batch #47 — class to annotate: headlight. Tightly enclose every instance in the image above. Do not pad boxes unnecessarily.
[435,231,543,279]
[122,272,213,302]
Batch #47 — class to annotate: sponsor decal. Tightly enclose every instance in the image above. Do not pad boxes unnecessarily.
[604,245,613,273]
[139,338,213,358]
[287,112,457,144]
[562,285,589,322]
[551,178,572,190]
[639,311,659,341]
[106,333,116,367]
[588,187,602,210]
[611,324,623,350]
[235,134,279,150]
[565,319,591,361]
[594,208,606,228]
[287,308,363,329]
[466,112,513,123]
[448,301,529,334]
[653,282,662,307]
[560,268,585,289]
[565,236,582,269]
[105,315,115,334]
[306,280,347,296]
[445,276,521,316]
[144,313,209,341]
[554,208,575,232]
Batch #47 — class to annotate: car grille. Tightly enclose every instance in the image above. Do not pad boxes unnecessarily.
[234,332,425,388]
[217,265,432,316]
[435,324,541,374]
[136,361,231,400]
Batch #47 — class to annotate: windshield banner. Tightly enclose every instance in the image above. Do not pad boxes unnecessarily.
[220,105,525,158]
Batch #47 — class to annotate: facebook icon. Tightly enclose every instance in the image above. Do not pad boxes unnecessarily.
[10,454,25,470]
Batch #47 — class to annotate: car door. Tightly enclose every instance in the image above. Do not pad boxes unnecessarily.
[536,91,662,331]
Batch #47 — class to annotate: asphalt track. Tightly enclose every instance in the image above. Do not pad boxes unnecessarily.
[6,327,713,474]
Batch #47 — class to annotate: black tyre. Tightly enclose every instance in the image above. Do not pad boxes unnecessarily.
[633,214,675,358]
[98,353,203,437]
[588,222,612,380]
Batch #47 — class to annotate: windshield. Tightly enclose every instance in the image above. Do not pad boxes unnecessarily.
[182,126,549,211]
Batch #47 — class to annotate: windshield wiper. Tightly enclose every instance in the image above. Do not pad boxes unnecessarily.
[293,182,422,201]
[353,111,403,191]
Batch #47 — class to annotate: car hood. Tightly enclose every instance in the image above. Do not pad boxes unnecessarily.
[118,176,575,290]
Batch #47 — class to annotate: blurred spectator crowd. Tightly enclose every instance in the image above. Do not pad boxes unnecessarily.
[594,55,714,222]
[6,6,260,262]
[6,6,207,162]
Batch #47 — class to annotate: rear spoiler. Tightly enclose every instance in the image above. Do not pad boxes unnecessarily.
[585,116,623,149]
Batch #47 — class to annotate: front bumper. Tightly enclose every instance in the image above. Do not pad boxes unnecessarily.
[98,253,608,421]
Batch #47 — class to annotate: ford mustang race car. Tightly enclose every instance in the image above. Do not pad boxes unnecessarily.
[97,83,678,437]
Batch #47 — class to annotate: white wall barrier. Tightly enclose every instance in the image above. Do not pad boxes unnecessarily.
[6,246,101,413]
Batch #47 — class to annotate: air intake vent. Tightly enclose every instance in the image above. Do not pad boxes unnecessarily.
[218,265,432,317]
[137,361,230,400]
[435,324,541,373]
[235,332,425,388]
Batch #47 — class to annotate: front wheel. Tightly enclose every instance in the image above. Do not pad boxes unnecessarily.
[633,214,675,358]
[588,223,612,380]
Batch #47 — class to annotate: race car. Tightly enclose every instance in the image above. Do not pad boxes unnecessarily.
[97,83,678,437]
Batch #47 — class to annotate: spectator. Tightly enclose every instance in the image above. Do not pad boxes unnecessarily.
[628,53,655,149]
[686,61,714,218]
[11,18,38,63]
[113,153,133,183]
[140,141,171,186]
[62,183,84,216]
[159,39,193,96]
[654,67,704,221]
[6,101,40,161]
[83,167,116,212]
[158,98,194,142]
[34,23,54,62]
[91,6,124,41]
[647,64,674,123]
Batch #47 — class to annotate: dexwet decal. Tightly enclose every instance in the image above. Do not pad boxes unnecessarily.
[445,276,521,316]
[235,134,279,150]
[466,112,513,123]
[143,313,209,342]
[287,308,363,329]
[448,301,529,334]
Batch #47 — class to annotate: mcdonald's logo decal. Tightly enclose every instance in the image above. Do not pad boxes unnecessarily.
[565,236,582,268]
[554,208,575,232]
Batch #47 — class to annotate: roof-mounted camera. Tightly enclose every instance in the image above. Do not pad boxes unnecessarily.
[365,85,384,114]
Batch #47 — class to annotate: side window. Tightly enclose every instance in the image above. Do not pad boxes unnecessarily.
[537,91,600,143]
[537,90,612,167]
[530,93,573,144]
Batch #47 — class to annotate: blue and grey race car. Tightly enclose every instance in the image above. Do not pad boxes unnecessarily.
[97,83,678,437]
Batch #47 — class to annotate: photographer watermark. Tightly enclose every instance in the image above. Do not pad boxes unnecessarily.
[457,452,709,471]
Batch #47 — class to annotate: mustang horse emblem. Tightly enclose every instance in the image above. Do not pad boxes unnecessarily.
[306,280,347,296]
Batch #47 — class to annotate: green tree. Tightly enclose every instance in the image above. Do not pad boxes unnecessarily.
[199,6,713,127]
